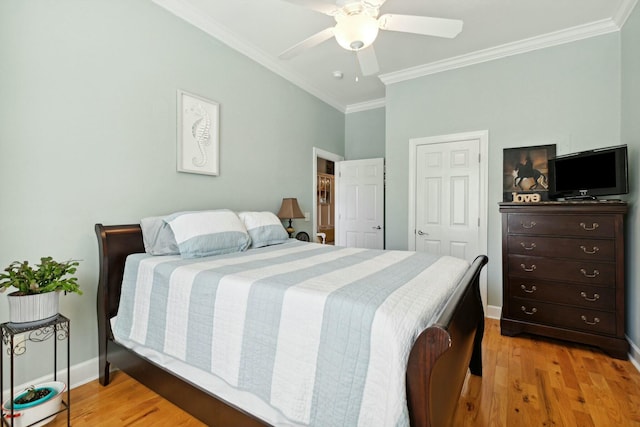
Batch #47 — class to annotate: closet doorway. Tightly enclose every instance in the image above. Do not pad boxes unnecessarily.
[312,148,343,244]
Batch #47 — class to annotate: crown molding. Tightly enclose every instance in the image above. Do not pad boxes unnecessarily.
[345,98,385,114]
[152,0,637,114]
[379,18,620,86]
[152,0,346,112]
[614,0,639,27]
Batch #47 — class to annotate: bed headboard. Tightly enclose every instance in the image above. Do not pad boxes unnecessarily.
[95,223,145,320]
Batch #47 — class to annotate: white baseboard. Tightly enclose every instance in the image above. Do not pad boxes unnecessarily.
[627,336,640,373]
[486,304,501,320]
[2,357,99,396]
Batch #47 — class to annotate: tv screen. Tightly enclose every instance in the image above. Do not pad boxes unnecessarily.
[548,145,628,200]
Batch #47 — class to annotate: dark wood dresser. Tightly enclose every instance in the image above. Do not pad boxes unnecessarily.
[499,201,628,359]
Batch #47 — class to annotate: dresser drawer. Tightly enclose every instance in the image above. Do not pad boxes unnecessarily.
[507,214,615,238]
[507,277,615,310]
[507,235,615,261]
[512,298,616,335]
[508,254,615,286]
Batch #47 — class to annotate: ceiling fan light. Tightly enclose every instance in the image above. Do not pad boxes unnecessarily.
[334,14,379,51]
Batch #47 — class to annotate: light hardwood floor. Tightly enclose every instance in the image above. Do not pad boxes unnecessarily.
[47,318,640,426]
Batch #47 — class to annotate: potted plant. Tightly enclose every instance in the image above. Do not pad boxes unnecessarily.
[0,257,82,323]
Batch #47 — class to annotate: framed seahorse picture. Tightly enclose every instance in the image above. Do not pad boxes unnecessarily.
[177,90,220,176]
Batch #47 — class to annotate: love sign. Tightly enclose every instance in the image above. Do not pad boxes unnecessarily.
[512,192,541,203]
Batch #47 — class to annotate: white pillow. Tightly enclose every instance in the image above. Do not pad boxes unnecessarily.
[165,210,251,258]
[238,211,289,248]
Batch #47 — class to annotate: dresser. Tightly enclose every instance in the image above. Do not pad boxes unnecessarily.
[499,201,628,359]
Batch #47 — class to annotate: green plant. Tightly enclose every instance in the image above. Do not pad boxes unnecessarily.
[15,385,52,405]
[0,257,82,296]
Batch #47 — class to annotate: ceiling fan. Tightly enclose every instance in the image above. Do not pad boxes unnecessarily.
[278,0,463,76]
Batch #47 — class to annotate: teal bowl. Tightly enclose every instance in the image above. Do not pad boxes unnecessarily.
[9,387,56,410]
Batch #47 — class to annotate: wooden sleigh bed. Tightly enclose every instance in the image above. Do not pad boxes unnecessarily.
[95,223,488,427]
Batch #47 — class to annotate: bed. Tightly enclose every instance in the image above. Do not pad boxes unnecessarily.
[95,220,487,427]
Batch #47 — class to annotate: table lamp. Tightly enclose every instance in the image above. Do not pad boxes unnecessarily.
[277,198,304,238]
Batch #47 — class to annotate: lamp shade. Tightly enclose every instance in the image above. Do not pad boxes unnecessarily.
[334,13,379,51]
[277,198,304,220]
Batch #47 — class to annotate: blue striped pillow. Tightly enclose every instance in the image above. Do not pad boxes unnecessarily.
[238,211,289,248]
[165,210,251,258]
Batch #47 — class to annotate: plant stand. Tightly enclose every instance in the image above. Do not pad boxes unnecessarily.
[0,314,70,427]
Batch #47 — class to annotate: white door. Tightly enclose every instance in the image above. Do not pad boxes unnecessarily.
[336,158,384,249]
[410,136,485,262]
[409,131,488,311]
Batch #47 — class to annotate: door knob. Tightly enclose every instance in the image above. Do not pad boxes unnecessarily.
[372,225,382,230]
[417,230,428,236]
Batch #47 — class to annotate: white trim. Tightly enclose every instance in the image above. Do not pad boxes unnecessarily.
[312,148,343,242]
[379,19,620,85]
[627,336,640,373]
[152,0,345,113]
[486,305,502,320]
[345,98,385,114]
[2,357,98,397]
[614,0,639,28]
[408,130,489,311]
[153,0,636,111]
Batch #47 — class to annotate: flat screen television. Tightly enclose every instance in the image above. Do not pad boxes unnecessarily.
[548,145,629,200]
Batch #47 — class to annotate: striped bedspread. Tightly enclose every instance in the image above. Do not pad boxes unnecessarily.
[113,241,470,427]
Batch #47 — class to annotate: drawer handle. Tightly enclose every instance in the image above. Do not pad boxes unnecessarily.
[520,263,537,272]
[521,306,537,315]
[580,269,600,278]
[580,245,599,255]
[581,315,600,326]
[579,222,599,231]
[520,284,537,293]
[580,291,600,302]
[520,242,537,251]
[521,221,537,229]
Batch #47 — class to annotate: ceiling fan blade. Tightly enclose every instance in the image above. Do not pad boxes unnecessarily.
[357,45,379,76]
[280,0,340,15]
[279,27,335,59]
[378,14,463,38]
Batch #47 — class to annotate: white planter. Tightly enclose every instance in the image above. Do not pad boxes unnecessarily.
[2,381,65,427]
[7,292,59,324]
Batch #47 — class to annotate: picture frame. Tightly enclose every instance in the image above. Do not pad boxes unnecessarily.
[177,90,219,176]
[503,144,556,202]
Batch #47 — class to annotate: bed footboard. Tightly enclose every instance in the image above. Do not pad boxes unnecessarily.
[406,255,487,427]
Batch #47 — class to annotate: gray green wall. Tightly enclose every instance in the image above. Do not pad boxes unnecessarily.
[622,4,640,354]
[345,107,386,159]
[385,34,623,306]
[0,0,344,383]
[2,0,637,386]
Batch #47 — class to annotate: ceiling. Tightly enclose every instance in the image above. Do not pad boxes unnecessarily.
[152,0,635,112]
